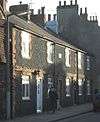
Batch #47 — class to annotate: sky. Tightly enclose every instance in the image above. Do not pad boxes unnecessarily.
[7,0,100,25]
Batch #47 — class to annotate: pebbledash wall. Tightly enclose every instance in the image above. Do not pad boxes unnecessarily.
[7,15,94,117]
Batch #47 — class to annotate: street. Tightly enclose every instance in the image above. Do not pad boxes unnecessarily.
[57,112,100,122]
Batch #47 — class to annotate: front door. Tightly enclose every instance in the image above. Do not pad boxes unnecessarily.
[36,79,43,113]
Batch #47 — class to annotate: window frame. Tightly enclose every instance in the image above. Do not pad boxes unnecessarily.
[65,47,71,67]
[86,56,90,70]
[78,52,82,69]
[87,80,91,95]
[21,31,31,59]
[47,41,54,64]
[22,75,30,100]
[78,79,82,96]
[66,78,70,97]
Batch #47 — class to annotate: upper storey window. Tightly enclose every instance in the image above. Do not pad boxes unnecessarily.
[21,31,31,59]
[78,52,82,69]
[47,41,54,64]
[65,47,70,67]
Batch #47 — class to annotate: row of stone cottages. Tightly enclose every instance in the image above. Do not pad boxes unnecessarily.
[0,14,95,118]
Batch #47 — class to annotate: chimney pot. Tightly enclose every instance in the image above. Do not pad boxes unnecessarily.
[38,9,40,14]
[85,7,87,14]
[53,14,56,21]
[64,1,66,6]
[59,1,61,6]
[75,0,77,5]
[90,16,92,21]
[41,7,45,15]
[19,1,22,4]
[93,16,95,21]
[31,9,34,15]
[80,8,82,15]
[70,0,73,5]
[48,14,51,21]
[96,16,97,21]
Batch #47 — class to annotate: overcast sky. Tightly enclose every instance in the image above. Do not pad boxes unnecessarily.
[7,0,100,25]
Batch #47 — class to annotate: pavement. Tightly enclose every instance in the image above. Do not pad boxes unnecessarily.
[1,103,93,122]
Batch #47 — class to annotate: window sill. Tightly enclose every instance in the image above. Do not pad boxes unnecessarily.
[22,97,30,101]
[66,95,71,97]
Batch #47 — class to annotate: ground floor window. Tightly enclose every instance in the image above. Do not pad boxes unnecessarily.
[87,80,91,95]
[22,75,30,100]
[78,79,82,95]
[47,78,53,94]
[66,78,70,96]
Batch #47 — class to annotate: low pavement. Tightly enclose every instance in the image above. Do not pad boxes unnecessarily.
[1,103,93,122]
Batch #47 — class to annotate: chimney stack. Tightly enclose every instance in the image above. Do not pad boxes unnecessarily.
[85,7,87,14]
[53,14,56,21]
[70,0,73,5]
[38,9,40,14]
[64,1,66,6]
[75,0,77,5]
[80,8,82,15]
[48,14,51,21]
[59,1,61,6]
[41,7,45,15]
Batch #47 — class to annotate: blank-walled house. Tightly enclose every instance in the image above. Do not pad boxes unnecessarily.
[5,14,95,118]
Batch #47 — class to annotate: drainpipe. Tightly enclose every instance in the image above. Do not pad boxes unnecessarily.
[6,14,12,119]
[76,51,79,104]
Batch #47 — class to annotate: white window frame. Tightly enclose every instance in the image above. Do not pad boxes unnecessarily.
[47,41,54,64]
[58,53,62,59]
[21,31,30,59]
[86,56,90,70]
[78,79,82,95]
[22,75,30,100]
[66,78,70,97]
[78,52,82,69]
[65,47,70,67]
[48,78,53,94]
[87,80,91,95]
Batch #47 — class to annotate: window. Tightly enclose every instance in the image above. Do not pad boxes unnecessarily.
[78,79,82,95]
[48,78,53,94]
[86,56,90,70]
[22,75,30,100]
[78,52,82,69]
[65,47,70,67]
[47,41,54,63]
[58,53,62,59]
[87,80,91,95]
[21,31,30,59]
[66,78,70,96]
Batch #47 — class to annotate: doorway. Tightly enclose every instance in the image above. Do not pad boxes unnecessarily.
[36,78,43,113]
